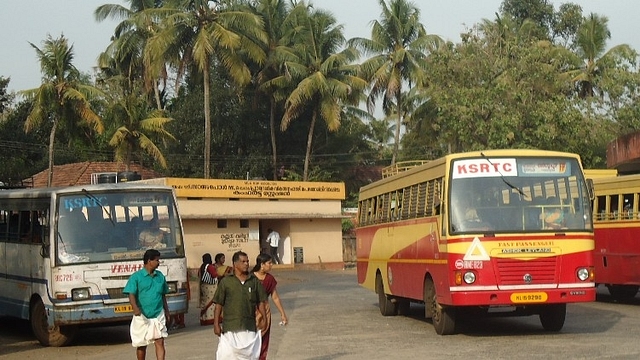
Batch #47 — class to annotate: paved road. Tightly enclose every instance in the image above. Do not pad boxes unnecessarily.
[2,268,640,359]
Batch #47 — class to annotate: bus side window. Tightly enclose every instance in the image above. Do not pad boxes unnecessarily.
[596,195,607,221]
[8,213,20,242]
[623,193,634,219]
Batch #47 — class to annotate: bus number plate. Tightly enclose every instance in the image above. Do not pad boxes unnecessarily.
[510,292,548,303]
[114,305,133,313]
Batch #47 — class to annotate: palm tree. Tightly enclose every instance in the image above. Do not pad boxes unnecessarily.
[368,116,394,157]
[148,0,267,178]
[22,35,103,187]
[106,77,175,171]
[251,0,300,180]
[280,6,367,181]
[349,0,442,164]
[95,0,168,110]
[570,13,635,99]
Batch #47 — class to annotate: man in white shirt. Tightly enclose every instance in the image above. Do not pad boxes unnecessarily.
[266,228,281,264]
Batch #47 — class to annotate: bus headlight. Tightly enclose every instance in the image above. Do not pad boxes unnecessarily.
[72,288,91,301]
[577,268,590,281]
[463,271,476,284]
[167,282,178,294]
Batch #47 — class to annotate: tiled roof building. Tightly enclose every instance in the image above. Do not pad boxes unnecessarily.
[29,162,163,188]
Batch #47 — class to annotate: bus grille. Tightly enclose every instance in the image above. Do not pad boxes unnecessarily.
[496,258,557,285]
[107,288,127,299]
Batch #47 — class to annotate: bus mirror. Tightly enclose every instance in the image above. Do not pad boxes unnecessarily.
[40,242,50,258]
[586,179,595,201]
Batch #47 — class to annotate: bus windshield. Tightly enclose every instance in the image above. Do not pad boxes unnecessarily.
[449,157,592,233]
[56,190,184,265]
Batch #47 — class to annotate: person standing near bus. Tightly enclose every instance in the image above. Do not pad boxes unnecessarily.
[123,249,170,360]
[266,229,281,264]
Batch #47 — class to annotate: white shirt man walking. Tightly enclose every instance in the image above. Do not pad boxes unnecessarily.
[266,228,282,264]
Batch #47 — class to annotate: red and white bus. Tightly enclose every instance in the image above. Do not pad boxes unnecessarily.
[590,173,640,300]
[0,183,188,346]
[356,150,595,334]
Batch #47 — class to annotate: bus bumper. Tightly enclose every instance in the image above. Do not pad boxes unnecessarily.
[448,285,596,306]
[50,293,189,326]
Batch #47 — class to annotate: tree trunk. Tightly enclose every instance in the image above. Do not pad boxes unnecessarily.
[154,79,162,110]
[303,111,317,181]
[203,62,211,179]
[270,97,278,180]
[47,120,58,187]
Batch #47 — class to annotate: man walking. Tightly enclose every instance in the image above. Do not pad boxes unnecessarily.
[213,251,268,360]
[266,228,281,264]
[123,249,170,360]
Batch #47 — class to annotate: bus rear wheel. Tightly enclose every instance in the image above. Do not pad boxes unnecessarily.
[30,298,77,347]
[424,277,456,335]
[539,303,566,332]
[376,273,397,316]
[606,285,639,300]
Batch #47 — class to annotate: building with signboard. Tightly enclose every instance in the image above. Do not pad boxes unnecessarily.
[138,177,346,271]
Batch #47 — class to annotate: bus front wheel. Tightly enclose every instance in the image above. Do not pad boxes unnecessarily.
[30,298,77,347]
[539,303,566,332]
[376,273,397,316]
[424,277,456,335]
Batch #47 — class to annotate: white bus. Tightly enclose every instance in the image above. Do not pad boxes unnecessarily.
[0,183,188,346]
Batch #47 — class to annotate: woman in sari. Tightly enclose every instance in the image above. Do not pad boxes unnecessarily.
[199,253,218,326]
[252,253,288,360]
[214,253,232,280]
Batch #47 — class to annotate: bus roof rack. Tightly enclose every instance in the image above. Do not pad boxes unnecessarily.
[381,160,429,178]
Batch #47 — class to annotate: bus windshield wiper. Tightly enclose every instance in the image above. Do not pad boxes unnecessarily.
[480,152,528,200]
[82,188,114,226]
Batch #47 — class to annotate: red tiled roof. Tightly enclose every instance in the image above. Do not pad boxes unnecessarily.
[29,162,164,188]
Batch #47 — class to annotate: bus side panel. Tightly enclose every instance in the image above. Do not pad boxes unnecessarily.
[386,218,445,301]
[357,218,446,301]
[356,225,385,291]
[595,225,640,286]
[2,242,37,320]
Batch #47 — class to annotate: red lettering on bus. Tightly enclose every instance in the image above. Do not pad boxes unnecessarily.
[110,264,143,273]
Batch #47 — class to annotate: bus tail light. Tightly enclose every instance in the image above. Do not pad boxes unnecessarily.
[71,288,91,301]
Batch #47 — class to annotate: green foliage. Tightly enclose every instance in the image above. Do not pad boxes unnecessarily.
[341,218,354,234]
[349,0,443,164]
[8,1,639,192]
[0,100,48,185]
[22,34,103,186]
[0,76,12,115]
[415,19,613,158]
[500,0,554,39]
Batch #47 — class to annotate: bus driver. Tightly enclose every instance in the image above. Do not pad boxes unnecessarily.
[139,218,167,249]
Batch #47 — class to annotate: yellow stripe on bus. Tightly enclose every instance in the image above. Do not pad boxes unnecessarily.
[368,221,440,259]
[447,238,594,259]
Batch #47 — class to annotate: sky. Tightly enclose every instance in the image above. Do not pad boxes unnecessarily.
[1,0,639,94]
